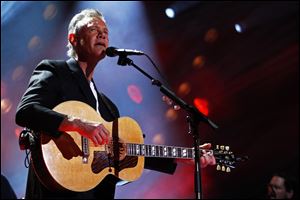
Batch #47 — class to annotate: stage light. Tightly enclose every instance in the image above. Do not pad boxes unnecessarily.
[234,23,244,33]
[165,108,178,121]
[15,127,23,138]
[192,55,206,69]
[152,133,165,144]
[193,97,209,116]
[177,82,191,96]
[204,28,218,43]
[27,36,42,51]
[165,8,175,18]
[12,65,25,81]
[165,1,200,19]
[127,84,143,104]
[43,4,57,20]
[1,98,12,114]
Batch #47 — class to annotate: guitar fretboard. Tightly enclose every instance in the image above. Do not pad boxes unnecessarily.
[126,143,211,159]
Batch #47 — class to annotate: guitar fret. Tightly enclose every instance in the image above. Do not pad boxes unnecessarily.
[137,144,140,155]
[157,146,160,157]
[141,145,145,156]
[147,145,149,156]
[178,148,182,158]
[127,144,130,155]
[163,146,167,157]
[149,145,152,156]
[131,144,134,155]
[182,148,187,158]
[167,147,171,157]
[172,147,177,157]
[151,145,155,156]
[139,144,142,156]
[131,144,134,156]
[127,144,197,159]
[145,145,148,156]
[188,149,193,158]
[149,145,151,156]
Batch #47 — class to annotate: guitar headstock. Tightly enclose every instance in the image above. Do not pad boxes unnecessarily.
[213,145,248,172]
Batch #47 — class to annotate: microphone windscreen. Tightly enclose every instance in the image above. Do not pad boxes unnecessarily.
[105,47,117,57]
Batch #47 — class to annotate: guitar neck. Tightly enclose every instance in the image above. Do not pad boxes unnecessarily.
[126,143,212,159]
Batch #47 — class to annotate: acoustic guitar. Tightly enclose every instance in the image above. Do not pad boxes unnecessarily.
[31,101,239,192]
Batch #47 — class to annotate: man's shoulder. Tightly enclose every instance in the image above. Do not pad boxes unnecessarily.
[38,59,67,67]
[34,59,69,73]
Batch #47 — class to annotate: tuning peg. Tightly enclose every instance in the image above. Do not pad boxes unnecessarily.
[225,146,230,151]
[217,165,221,171]
[226,167,231,173]
[162,95,180,110]
[173,104,181,110]
[220,145,224,150]
[221,166,226,171]
[162,95,172,105]
[216,145,219,150]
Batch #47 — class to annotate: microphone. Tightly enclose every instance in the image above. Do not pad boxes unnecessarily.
[106,46,144,57]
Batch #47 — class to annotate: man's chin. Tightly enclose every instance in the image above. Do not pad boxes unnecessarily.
[95,52,106,61]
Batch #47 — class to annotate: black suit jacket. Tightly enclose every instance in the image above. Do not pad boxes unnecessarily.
[15,58,176,199]
[16,58,118,137]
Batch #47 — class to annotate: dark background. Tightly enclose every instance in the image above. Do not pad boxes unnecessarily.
[143,1,299,198]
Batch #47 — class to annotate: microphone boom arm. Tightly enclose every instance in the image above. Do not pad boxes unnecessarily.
[116,55,218,200]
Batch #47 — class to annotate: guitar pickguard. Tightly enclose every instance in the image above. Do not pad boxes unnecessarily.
[91,151,138,174]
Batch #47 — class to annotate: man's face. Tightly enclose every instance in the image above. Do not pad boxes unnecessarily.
[267,176,292,199]
[76,17,109,61]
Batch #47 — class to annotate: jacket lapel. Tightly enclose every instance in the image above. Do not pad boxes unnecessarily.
[66,58,96,109]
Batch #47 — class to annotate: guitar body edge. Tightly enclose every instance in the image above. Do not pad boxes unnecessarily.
[30,101,145,192]
[31,143,68,192]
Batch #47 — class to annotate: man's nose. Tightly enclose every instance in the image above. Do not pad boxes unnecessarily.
[97,31,106,39]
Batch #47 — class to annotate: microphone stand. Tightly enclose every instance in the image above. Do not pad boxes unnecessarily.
[117,55,218,199]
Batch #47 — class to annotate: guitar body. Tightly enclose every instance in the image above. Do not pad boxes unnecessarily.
[31,101,144,192]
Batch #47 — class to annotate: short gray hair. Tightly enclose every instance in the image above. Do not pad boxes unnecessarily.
[66,9,106,58]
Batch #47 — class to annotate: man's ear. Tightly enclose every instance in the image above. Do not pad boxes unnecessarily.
[68,33,76,45]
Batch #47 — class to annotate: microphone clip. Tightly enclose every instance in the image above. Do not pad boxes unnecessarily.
[117,55,133,66]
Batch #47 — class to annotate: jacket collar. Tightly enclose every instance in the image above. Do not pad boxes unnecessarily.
[66,58,97,109]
